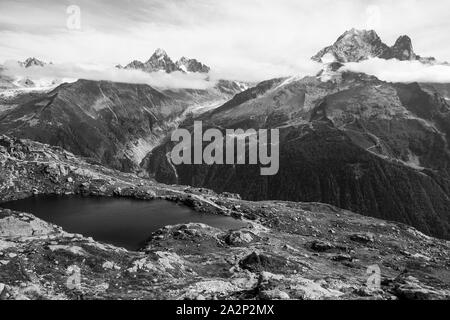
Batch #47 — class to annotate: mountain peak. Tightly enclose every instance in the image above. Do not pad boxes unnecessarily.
[391,35,415,60]
[313,29,434,63]
[144,49,178,73]
[124,50,211,74]
[338,28,379,39]
[151,48,169,59]
[395,35,412,45]
[124,60,145,70]
[313,29,389,63]
[19,57,46,68]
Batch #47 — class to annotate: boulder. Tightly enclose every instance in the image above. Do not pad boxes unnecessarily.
[239,252,288,273]
[350,233,375,243]
[259,289,290,300]
[224,230,254,246]
[310,240,335,252]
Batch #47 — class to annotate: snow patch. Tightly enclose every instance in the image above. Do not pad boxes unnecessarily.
[321,53,337,64]
[275,75,304,89]
[405,150,423,170]
[185,99,228,115]
[179,65,188,73]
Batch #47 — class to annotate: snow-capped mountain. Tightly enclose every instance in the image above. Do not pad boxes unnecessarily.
[0,57,66,93]
[18,57,48,68]
[176,57,210,73]
[123,49,211,74]
[312,29,438,64]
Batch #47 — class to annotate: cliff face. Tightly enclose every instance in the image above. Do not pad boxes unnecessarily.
[0,136,449,300]
[146,72,450,240]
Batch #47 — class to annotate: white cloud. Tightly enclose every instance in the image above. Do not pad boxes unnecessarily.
[342,58,450,83]
[2,61,214,90]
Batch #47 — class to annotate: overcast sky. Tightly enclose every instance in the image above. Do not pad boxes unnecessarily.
[1,0,449,81]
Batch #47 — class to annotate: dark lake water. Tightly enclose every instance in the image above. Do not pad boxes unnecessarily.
[1,195,246,251]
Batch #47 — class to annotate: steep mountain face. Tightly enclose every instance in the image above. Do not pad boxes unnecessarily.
[146,71,450,240]
[390,36,416,61]
[419,83,450,100]
[0,79,245,172]
[124,49,210,74]
[312,29,436,63]
[0,80,175,172]
[313,29,390,63]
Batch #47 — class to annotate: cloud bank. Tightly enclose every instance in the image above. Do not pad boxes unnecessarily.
[2,57,323,89]
[2,61,215,89]
[342,58,450,83]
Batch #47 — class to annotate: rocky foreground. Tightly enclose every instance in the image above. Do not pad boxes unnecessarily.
[0,135,449,300]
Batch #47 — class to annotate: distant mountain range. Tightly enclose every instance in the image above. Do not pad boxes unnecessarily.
[117,48,211,74]
[4,30,446,85]
[7,49,210,77]
[312,28,440,64]
[0,49,211,90]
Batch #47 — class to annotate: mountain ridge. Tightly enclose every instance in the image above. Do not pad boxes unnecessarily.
[0,78,246,171]
[312,29,438,64]
[122,48,211,74]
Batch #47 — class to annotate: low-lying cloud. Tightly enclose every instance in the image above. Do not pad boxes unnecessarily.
[2,57,323,89]
[2,61,215,90]
[209,58,321,83]
[4,57,450,90]
[342,58,450,83]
